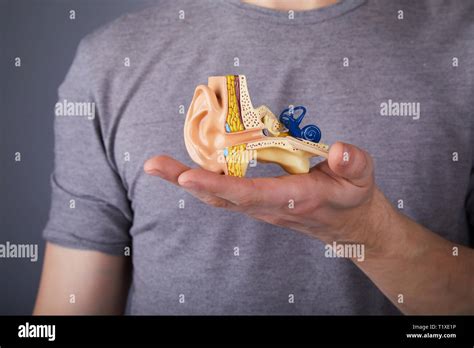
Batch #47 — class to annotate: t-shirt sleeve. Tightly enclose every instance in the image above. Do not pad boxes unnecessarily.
[43,36,132,255]
[467,163,474,246]
[466,110,474,246]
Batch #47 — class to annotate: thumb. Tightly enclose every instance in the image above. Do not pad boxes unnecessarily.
[328,142,374,187]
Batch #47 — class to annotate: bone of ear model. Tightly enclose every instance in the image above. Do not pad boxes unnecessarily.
[184,75,329,177]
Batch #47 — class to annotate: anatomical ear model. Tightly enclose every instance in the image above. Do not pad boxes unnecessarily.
[184,75,330,177]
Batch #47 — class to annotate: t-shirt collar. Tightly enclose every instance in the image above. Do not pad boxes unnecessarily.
[222,0,367,25]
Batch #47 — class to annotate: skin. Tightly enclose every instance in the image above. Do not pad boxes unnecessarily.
[34,243,130,314]
[143,142,474,314]
[34,0,473,315]
[242,0,339,12]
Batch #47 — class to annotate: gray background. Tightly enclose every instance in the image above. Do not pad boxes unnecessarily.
[0,0,153,315]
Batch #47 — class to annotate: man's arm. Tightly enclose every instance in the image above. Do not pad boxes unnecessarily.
[353,193,474,314]
[34,242,131,315]
[143,142,474,314]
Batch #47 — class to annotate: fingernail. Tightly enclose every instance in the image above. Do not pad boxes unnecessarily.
[179,179,197,189]
[340,144,351,166]
[145,168,164,176]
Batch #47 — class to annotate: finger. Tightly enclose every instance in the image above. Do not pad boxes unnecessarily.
[186,188,237,210]
[327,142,374,188]
[144,155,237,208]
[178,168,287,207]
[143,155,190,184]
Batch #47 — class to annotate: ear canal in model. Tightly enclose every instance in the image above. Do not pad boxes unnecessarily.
[183,75,330,177]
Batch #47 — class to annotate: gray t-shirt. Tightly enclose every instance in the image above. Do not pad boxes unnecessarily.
[43,0,474,314]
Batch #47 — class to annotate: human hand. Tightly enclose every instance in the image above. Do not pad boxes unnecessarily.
[144,142,394,247]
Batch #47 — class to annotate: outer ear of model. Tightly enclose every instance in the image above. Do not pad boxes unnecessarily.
[184,75,329,177]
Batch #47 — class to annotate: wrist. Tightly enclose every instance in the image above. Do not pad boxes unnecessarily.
[352,187,406,259]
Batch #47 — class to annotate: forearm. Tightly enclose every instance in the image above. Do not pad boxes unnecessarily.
[353,188,474,314]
